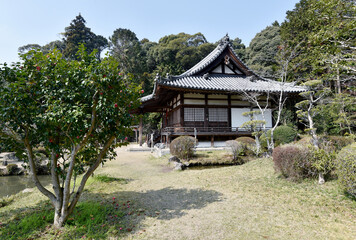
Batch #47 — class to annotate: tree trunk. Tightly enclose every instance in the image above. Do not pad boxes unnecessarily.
[336,66,341,94]
[318,173,325,185]
[307,109,319,148]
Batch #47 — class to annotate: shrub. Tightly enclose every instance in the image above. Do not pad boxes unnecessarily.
[235,137,256,156]
[226,140,244,164]
[272,144,315,180]
[309,146,336,182]
[274,125,297,145]
[336,143,356,198]
[235,137,255,146]
[261,126,297,149]
[170,136,196,160]
[325,136,354,152]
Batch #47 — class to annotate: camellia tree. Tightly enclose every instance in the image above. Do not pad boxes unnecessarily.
[0,46,142,228]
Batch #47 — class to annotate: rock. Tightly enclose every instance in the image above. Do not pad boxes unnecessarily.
[4,152,18,162]
[142,143,148,148]
[173,162,186,171]
[168,156,180,163]
[2,160,8,166]
[182,161,190,167]
[155,143,166,149]
[22,188,34,193]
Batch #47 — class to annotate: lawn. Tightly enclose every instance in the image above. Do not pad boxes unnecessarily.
[0,146,355,239]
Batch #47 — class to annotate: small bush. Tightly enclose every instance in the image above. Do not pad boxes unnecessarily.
[309,146,336,181]
[226,140,244,164]
[235,137,256,156]
[272,144,315,180]
[274,125,297,145]
[325,136,354,152]
[235,137,255,146]
[336,143,356,198]
[297,136,313,145]
[261,126,297,149]
[170,136,196,160]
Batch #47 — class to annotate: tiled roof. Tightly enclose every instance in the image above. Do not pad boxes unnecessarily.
[178,35,251,77]
[141,93,154,102]
[141,35,305,103]
[161,74,305,93]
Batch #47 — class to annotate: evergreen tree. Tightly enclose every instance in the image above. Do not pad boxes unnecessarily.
[246,21,281,79]
[63,14,108,59]
[230,37,247,62]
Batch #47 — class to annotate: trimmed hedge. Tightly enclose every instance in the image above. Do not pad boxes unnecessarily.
[272,144,315,180]
[235,137,256,156]
[261,126,297,149]
[170,136,196,160]
[235,137,255,146]
[336,143,356,198]
[273,125,297,145]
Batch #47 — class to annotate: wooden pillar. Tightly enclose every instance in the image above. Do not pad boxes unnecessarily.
[204,94,208,129]
[180,93,184,127]
[228,95,231,130]
[211,135,214,147]
[139,116,143,146]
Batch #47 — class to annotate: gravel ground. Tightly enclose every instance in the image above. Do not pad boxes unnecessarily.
[88,145,356,240]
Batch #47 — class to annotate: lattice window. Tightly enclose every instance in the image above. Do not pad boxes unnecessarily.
[209,108,228,122]
[184,108,204,122]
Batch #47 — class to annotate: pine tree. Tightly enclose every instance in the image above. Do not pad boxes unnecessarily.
[63,14,108,59]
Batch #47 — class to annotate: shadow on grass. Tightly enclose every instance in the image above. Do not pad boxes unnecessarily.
[0,187,223,239]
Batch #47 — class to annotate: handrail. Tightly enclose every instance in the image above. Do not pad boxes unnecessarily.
[161,126,272,134]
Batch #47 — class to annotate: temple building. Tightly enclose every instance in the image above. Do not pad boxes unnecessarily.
[137,35,304,147]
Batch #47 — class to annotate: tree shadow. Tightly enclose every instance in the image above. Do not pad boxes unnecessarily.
[0,187,223,239]
[103,187,224,220]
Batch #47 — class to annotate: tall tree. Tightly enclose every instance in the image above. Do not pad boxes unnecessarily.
[147,33,216,76]
[281,0,356,135]
[109,28,154,93]
[247,21,281,79]
[280,0,355,91]
[230,37,247,62]
[62,14,108,59]
[0,46,141,228]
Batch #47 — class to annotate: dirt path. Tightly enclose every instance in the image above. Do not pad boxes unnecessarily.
[91,145,356,240]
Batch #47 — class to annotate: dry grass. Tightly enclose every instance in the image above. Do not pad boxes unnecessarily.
[1,145,356,239]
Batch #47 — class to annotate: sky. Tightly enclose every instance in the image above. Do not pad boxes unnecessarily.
[0,0,300,64]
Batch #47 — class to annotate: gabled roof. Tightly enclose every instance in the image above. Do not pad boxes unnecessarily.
[178,34,253,78]
[141,34,305,103]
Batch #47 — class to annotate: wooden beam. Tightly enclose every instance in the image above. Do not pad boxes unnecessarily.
[139,116,143,146]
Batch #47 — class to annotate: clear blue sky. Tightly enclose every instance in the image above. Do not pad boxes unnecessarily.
[0,0,299,63]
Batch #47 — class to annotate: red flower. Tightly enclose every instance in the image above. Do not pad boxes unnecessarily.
[114,103,118,108]
[103,74,106,78]
[119,73,123,76]
[141,90,144,94]
[56,154,59,158]
[120,90,122,93]
[125,137,128,141]
[49,139,53,143]
[112,197,116,200]
[77,136,80,139]
[36,66,41,71]
[99,92,103,95]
